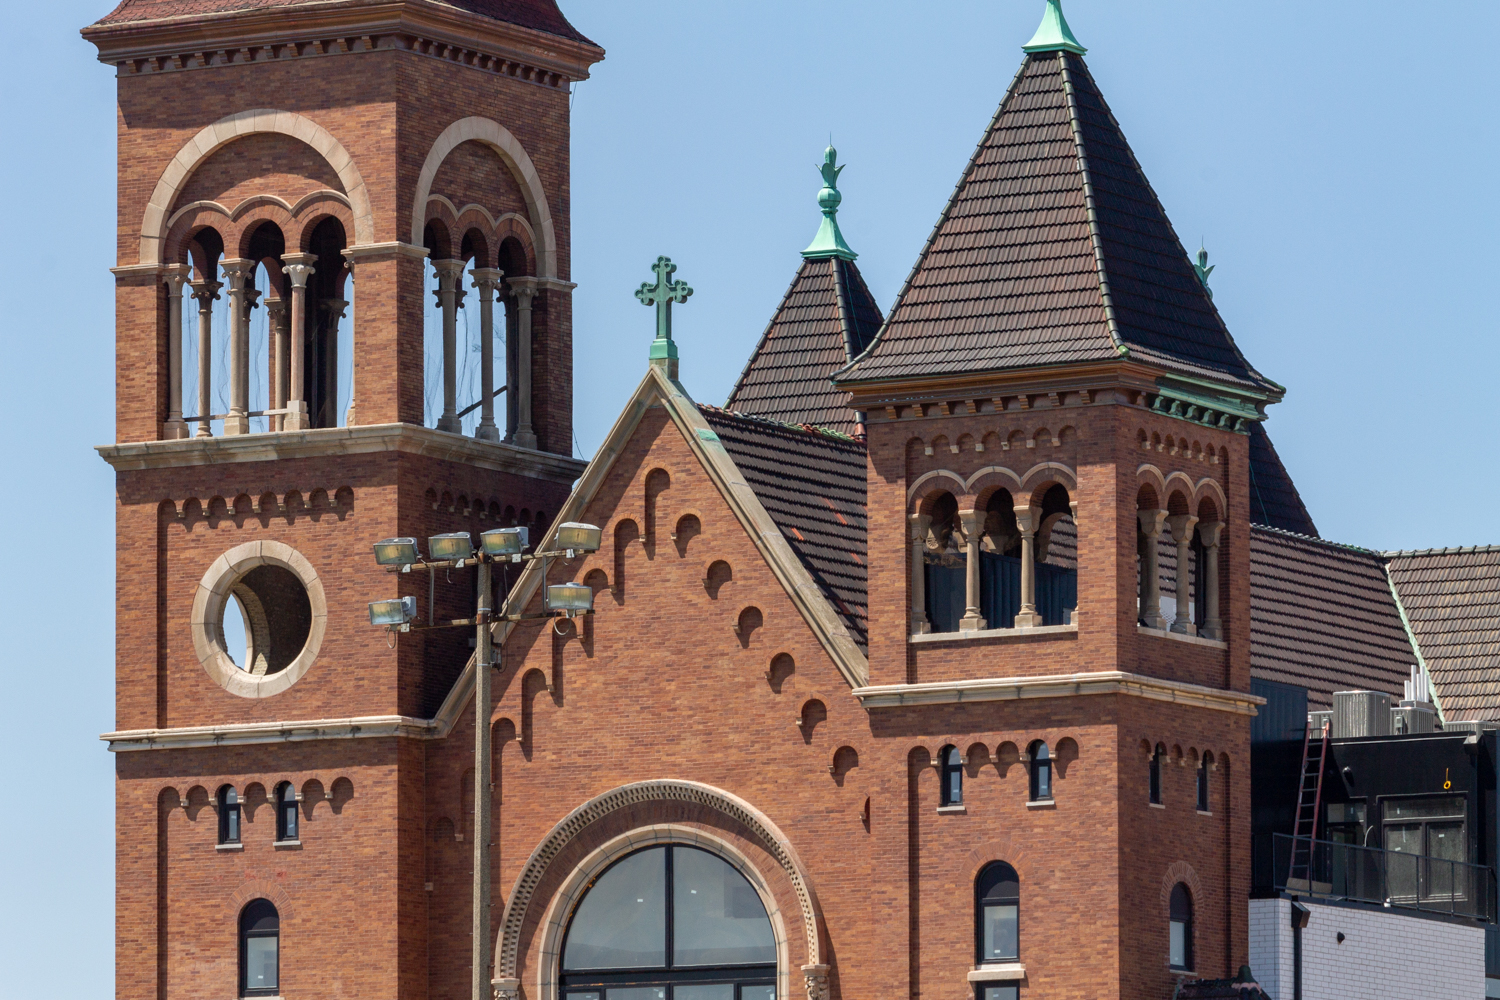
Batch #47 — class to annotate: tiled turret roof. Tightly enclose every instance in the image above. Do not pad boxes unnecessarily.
[1248,424,1318,537]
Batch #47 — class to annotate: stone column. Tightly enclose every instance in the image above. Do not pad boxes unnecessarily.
[1138,509,1168,629]
[510,277,538,450]
[265,298,289,432]
[189,278,221,438]
[320,299,349,428]
[433,259,466,433]
[470,267,505,442]
[1013,501,1044,628]
[909,513,932,635]
[1166,514,1200,634]
[220,259,255,435]
[1199,521,1224,640]
[280,254,316,431]
[958,508,987,631]
[162,264,190,440]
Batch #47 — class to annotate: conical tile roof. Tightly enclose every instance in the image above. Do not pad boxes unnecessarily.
[837,50,1274,393]
[726,255,883,435]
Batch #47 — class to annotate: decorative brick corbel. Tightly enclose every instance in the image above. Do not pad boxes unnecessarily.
[802,965,830,1000]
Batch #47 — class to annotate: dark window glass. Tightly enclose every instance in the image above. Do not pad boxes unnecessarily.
[975,862,1020,963]
[940,746,963,806]
[1196,756,1210,812]
[1169,883,1193,970]
[219,787,241,845]
[1149,746,1164,805]
[1029,743,1051,802]
[239,899,279,996]
[276,783,298,842]
[982,987,1019,1000]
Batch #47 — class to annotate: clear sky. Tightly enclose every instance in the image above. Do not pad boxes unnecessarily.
[2,1,1497,995]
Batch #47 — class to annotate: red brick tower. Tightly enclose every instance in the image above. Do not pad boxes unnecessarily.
[84,1,601,997]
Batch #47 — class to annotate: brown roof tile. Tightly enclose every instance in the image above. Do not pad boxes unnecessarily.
[726,256,882,435]
[701,407,868,650]
[1385,546,1500,722]
[837,51,1273,393]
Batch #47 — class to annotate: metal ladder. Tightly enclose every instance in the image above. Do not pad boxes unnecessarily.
[1286,716,1331,891]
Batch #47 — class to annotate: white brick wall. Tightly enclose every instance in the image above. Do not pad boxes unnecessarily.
[1248,897,1484,1000]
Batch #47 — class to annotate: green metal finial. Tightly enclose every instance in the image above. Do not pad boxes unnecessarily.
[802,145,858,261]
[636,256,693,370]
[1022,0,1087,55]
[1193,246,1215,300]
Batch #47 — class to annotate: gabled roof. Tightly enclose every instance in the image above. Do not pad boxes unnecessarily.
[1248,423,1318,537]
[1385,546,1500,722]
[725,256,882,435]
[836,50,1275,394]
[701,407,869,650]
[90,0,596,43]
[1250,526,1416,709]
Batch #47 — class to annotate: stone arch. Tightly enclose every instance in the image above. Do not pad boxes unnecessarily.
[140,109,374,265]
[906,469,968,510]
[1160,860,1205,911]
[411,117,558,278]
[494,780,826,989]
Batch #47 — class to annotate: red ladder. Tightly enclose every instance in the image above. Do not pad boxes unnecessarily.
[1287,717,1331,890]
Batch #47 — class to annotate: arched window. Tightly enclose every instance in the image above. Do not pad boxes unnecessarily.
[275,782,298,842]
[239,899,279,996]
[975,862,1019,964]
[1028,741,1052,802]
[1196,754,1210,813]
[1149,745,1165,805]
[559,845,776,1000]
[218,786,241,845]
[1169,883,1194,971]
[940,745,963,807]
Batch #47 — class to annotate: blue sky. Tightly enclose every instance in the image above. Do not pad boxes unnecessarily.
[1,1,1497,995]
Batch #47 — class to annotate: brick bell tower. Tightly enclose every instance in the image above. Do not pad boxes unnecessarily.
[835,3,1274,995]
[84,1,600,997]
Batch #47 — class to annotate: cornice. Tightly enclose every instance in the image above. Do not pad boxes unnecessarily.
[82,0,604,84]
[96,422,587,483]
[851,670,1265,716]
[103,714,436,751]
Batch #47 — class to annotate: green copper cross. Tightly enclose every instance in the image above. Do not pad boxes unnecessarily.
[635,256,693,362]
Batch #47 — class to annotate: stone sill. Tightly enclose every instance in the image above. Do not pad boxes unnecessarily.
[215,842,244,852]
[912,624,1077,644]
[274,840,302,850]
[1197,810,1213,817]
[1149,802,1166,810]
[1025,799,1056,810]
[968,964,1025,982]
[1136,625,1227,650]
[936,805,967,815]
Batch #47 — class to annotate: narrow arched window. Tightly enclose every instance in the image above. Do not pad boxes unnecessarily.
[1196,754,1210,813]
[1149,745,1165,805]
[218,786,241,845]
[239,899,279,996]
[275,782,298,842]
[1169,883,1194,971]
[975,861,1020,964]
[940,745,963,806]
[1029,741,1052,802]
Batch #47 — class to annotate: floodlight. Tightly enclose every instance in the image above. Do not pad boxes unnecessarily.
[369,596,417,627]
[373,537,420,566]
[546,581,594,616]
[481,526,529,558]
[554,522,602,554]
[428,532,475,562]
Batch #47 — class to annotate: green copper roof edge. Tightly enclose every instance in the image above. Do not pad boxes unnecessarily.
[1382,564,1446,728]
[1022,0,1087,55]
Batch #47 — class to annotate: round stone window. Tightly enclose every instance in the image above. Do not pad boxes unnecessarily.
[191,540,327,698]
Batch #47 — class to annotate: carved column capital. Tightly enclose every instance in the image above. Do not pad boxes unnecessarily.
[432,258,466,284]
[957,508,984,535]
[908,512,932,544]
[802,964,830,1000]
[1012,500,1041,536]
[219,257,255,286]
[162,262,191,295]
[264,298,288,320]
[319,298,350,322]
[1198,520,1224,548]
[1165,513,1199,544]
[1137,508,1168,538]
[492,977,520,1000]
[509,275,538,307]
[189,279,222,305]
[281,253,317,288]
[470,266,505,296]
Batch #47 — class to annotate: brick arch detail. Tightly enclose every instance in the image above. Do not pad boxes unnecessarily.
[411,117,558,278]
[1160,860,1205,910]
[963,836,1039,887]
[228,879,294,920]
[494,780,825,986]
[139,109,375,265]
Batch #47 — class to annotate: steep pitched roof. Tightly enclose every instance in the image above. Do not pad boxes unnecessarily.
[90,0,596,42]
[1248,423,1318,537]
[725,256,883,435]
[836,50,1273,393]
[1385,546,1500,722]
[1250,526,1415,709]
[701,407,869,649]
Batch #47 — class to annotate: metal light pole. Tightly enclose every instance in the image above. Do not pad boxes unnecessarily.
[473,557,493,1000]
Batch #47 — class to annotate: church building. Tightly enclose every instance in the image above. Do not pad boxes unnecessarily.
[92,1,1496,999]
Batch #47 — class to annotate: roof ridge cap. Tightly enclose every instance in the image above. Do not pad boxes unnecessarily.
[1250,523,1379,556]
[1381,543,1500,558]
[700,404,862,444]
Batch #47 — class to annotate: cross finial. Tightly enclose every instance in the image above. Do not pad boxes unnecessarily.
[635,256,693,372]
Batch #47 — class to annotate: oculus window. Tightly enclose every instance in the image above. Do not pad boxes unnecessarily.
[560,845,775,1000]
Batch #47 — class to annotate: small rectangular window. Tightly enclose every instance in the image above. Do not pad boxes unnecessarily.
[244,935,278,992]
[982,986,1019,1000]
[1169,919,1187,969]
[982,903,1019,962]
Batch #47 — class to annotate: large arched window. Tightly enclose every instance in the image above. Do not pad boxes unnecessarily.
[239,899,279,996]
[559,845,776,1000]
[1168,883,1194,971]
[975,862,1019,964]
[1028,741,1052,802]
[218,786,241,845]
[939,745,963,807]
